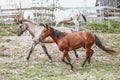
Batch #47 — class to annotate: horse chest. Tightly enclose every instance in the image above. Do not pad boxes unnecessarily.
[57,40,69,51]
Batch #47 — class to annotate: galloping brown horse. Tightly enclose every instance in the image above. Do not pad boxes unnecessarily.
[39,24,116,70]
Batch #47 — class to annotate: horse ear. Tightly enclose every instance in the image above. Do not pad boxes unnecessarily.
[45,24,48,27]
[39,23,49,28]
[45,24,49,29]
[19,15,24,21]
[19,15,24,24]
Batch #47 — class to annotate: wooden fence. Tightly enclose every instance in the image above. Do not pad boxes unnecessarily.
[64,6,120,22]
[0,6,120,24]
[0,7,54,24]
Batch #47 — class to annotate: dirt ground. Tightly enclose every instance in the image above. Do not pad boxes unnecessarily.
[0,34,120,80]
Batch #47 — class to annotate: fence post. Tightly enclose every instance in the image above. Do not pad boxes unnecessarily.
[0,6,4,25]
[0,6,1,23]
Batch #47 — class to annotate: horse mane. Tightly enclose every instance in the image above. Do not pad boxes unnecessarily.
[22,19,38,25]
[50,27,65,37]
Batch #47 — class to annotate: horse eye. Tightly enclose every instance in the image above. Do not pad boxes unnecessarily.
[44,30,47,32]
[19,26,22,28]
[44,31,46,32]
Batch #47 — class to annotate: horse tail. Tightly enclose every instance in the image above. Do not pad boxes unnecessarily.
[95,35,116,55]
[81,14,87,22]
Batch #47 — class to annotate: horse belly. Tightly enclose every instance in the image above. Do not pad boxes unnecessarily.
[68,35,84,50]
[69,42,83,50]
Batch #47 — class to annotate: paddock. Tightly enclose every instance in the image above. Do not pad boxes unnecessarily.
[0,1,120,79]
[0,32,120,80]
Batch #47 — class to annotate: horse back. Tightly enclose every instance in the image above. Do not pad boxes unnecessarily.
[78,31,95,43]
[66,31,95,46]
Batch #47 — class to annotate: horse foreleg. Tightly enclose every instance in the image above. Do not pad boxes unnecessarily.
[41,43,52,61]
[61,50,73,70]
[26,42,36,60]
[73,50,79,58]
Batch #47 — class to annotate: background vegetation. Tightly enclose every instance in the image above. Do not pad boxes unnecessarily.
[0,24,17,36]
[87,20,120,33]
[0,19,120,36]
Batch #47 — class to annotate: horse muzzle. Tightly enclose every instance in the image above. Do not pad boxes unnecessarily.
[17,29,23,36]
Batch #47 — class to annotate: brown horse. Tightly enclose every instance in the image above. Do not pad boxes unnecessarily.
[17,17,79,61]
[39,24,116,70]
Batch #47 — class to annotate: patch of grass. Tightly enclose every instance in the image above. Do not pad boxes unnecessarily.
[87,20,120,33]
[0,52,11,57]
[0,38,11,43]
[0,56,120,80]
[0,24,17,36]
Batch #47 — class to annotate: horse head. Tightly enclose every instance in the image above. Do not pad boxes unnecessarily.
[39,24,51,42]
[17,22,28,36]
[17,15,32,36]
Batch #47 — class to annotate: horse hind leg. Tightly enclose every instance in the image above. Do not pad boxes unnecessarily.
[88,49,94,64]
[73,50,79,58]
[41,44,52,62]
[81,48,91,68]
[73,20,79,31]
[55,21,59,27]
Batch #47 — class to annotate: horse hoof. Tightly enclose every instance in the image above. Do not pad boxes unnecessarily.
[48,60,52,63]
[26,57,29,61]
[70,69,74,72]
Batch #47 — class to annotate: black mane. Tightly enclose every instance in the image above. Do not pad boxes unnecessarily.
[50,27,65,37]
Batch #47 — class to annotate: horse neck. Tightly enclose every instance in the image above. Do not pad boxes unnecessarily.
[24,22,36,38]
[49,31,65,44]
[50,35,60,44]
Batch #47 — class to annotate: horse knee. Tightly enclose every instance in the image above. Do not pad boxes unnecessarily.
[61,58,64,62]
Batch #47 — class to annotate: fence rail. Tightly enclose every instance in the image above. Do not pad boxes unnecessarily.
[0,6,120,24]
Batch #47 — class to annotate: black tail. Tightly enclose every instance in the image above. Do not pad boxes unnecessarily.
[95,35,116,55]
[81,14,87,22]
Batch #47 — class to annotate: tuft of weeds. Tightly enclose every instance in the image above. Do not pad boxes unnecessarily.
[0,52,11,57]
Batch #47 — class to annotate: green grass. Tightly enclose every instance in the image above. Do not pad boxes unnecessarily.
[0,20,120,36]
[0,52,11,57]
[0,24,17,36]
[0,58,120,80]
[87,20,120,33]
